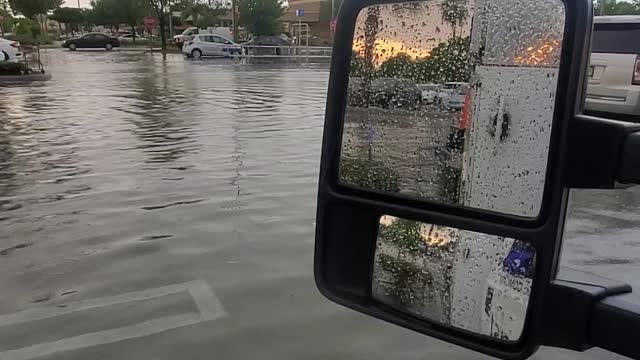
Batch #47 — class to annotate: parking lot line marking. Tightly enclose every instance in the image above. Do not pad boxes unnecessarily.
[0,280,225,360]
[0,280,213,327]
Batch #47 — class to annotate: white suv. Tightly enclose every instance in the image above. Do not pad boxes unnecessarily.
[0,37,23,62]
[585,16,640,119]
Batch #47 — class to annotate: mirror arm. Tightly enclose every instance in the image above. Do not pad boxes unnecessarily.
[537,268,631,352]
[566,114,640,189]
[589,293,640,360]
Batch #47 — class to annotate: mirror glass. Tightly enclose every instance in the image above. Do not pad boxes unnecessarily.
[372,215,535,341]
[339,0,566,217]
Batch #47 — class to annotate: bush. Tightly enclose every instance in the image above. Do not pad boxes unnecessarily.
[0,62,30,76]
[36,33,53,45]
[340,157,401,193]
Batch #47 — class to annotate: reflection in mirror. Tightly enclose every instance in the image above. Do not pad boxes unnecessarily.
[339,0,566,217]
[372,215,535,341]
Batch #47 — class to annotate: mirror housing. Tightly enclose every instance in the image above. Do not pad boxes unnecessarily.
[311,0,640,359]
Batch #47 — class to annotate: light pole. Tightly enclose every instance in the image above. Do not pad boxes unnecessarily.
[231,0,238,42]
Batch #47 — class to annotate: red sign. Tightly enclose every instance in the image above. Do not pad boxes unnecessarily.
[329,19,337,31]
[143,16,156,30]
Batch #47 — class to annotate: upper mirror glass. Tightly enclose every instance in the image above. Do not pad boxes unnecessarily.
[339,0,566,217]
[372,215,535,341]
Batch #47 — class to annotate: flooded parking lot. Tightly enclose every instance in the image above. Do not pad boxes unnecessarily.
[0,49,637,360]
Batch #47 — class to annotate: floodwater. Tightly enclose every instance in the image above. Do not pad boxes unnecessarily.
[0,49,636,360]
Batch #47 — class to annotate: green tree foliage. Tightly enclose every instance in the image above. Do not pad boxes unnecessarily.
[91,0,120,30]
[180,0,225,28]
[49,7,85,33]
[118,0,147,41]
[1,0,16,34]
[361,37,470,84]
[237,0,283,36]
[146,0,168,50]
[595,0,640,14]
[378,53,415,79]
[91,0,147,41]
[8,0,63,18]
[439,0,468,38]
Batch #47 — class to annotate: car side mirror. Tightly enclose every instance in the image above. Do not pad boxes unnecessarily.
[315,0,640,359]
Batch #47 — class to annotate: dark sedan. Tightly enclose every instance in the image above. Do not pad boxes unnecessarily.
[62,33,120,51]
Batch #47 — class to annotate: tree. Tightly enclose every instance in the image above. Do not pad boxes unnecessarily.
[237,0,283,36]
[49,7,85,34]
[439,0,467,39]
[147,0,169,50]
[376,37,470,84]
[91,0,120,30]
[8,0,63,18]
[118,0,147,42]
[595,0,640,14]
[360,5,380,106]
[379,53,415,79]
[0,0,16,35]
[181,0,226,27]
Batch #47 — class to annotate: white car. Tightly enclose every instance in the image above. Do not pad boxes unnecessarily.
[417,83,441,104]
[585,16,640,118]
[440,84,468,111]
[117,34,148,43]
[437,81,468,103]
[0,37,23,62]
[174,27,234,46]
[182,34,242,59]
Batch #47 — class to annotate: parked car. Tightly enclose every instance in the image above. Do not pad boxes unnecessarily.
[62,33,120,50]
[174,27,233,48]
[117,34,148,43]
[436,81,468,103]
[346,77,422,109]
[585,16,640,119]
[182,34,242,59]
[417,83,441,104]
[0,37,22,62]
[371,78,422,109]
[440,84,469,111]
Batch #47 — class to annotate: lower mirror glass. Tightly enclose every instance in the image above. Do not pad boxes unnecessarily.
[372,215,535,341]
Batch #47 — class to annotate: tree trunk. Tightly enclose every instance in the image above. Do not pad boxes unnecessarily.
[132,25,136,43]
[159,15,167,51]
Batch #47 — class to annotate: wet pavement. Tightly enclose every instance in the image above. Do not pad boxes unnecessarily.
[0,49,637,360]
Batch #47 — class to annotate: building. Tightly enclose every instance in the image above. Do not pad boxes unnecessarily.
[282,0,331,45]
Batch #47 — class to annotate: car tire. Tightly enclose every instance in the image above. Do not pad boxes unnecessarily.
[69,43,77,51]
[105,43,113,51]
[191,49,202,59]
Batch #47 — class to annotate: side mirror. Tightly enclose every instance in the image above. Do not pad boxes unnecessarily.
[315,0,640,359]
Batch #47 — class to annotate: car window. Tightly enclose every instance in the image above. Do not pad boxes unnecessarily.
[592,23,640,54]
[212,36,228,44]
[82,34,96,40]
[95,34,109,40]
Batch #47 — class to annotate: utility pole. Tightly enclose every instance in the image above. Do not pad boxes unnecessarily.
[330,0,335,44]
[599,0,606,15]
[231,0,238,42]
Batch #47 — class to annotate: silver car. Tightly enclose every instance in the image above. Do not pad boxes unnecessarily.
[585,16,640,118]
